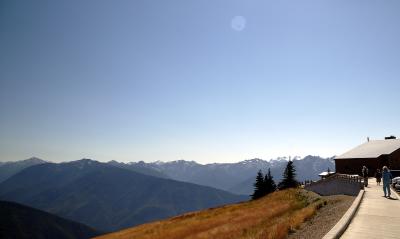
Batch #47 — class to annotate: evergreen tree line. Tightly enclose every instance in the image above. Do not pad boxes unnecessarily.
[251,160,299,200]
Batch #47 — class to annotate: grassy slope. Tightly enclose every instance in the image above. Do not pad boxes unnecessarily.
[95,189,326,239]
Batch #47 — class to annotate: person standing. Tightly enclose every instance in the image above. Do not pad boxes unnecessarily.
[382,166,392,198]
[375,169,382,186]
[362,166,369,187]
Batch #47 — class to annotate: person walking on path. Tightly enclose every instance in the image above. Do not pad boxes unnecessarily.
[375,169,382,186]
[362,166,369,187]
[382,166,392,198]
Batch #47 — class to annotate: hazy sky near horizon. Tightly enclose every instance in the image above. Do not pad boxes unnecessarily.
[1,0,400,163]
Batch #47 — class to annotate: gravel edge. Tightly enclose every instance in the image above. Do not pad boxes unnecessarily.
[321,189,365,239]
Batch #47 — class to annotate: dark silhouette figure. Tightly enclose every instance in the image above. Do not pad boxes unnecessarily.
[362,165,369,187]
[375,169,382,186]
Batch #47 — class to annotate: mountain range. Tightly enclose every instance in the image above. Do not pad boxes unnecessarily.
[0,159,246,232]
[0,157,46,183]
[115,155,335,195]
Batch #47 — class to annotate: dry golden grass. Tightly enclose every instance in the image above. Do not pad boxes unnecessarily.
[95,189,325,239]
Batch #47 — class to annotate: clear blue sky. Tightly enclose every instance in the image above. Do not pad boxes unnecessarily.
[1,0,399,163]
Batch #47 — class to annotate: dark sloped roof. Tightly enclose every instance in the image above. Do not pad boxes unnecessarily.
[335,139,400,159]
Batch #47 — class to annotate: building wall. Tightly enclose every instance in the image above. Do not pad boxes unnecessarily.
[389,148,400,170]
[335,149,400,177]
[335,158,377,176]
[377,155,389,172]
[335,140,400,177]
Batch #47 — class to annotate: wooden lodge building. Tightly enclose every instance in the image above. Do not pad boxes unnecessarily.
[335,137,400,177]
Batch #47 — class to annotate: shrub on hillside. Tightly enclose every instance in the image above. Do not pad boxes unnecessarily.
[251,168,277,199]
[278,160,299,190]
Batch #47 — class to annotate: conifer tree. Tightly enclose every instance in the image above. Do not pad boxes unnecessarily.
[251,170,265,200]
[264,168,277,194]
[278,160,299,190]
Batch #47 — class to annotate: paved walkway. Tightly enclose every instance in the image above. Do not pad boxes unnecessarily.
[341,180,400,239]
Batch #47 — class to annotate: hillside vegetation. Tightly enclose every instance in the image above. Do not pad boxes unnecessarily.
[96,189,326,239]
[0,200,99,239]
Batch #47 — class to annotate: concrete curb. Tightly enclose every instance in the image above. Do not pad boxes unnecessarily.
[322,189,365,239]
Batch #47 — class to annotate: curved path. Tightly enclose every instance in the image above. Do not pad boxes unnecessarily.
[340,181,400,239]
